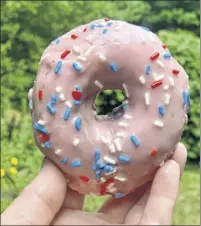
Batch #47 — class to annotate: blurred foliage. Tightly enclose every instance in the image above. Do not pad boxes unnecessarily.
[1,1,200,222]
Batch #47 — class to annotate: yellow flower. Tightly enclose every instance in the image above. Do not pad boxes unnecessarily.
[10,157,18,166]
[1,168,5,177]
[9,167,17,175]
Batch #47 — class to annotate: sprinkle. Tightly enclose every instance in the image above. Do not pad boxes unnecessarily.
[130,135,140,147]
[55,38,60,44]
[116,132,124,137]
[103,164,114,172]
[71,160,82,168]
[29,100,33,110]
[72,90,82,100]
[83,28,87,32]
[95,170,101,179]
[44,141,51,149]
[61,157,68,165]
[54,149,62,155]
[94,149,101,162]
[39,133,50,142]
[114,138,122,152]
[163,85,169,90]
[164,93,170,105]
[100,177,106,182]
[104,18,110,21]
[75,117,82,131]
[84,45,95,57]
[94,80,103,89]
[100,186,106,195]
[182,91,187,105]
[114,175,127,182]
[98,54,106,62]
[145,92,150,106]
[90,24,96,30]
[34,122,48,134]
[109,144,116,153]
[145,65,151,75]
[47,103,56,114]
[104,168,117,176]
[63,107,71,121]
[151,80,163,89]
[162,44,168,49]
[107,22,113,26]
[150,52,160,61]
[122,83,129,98]
[37,120,45,126]
[65,101,72,108]
[71,34,78,39]
[158,105,165,116]
[59,93,65,101]
[172,69,180,75]
[55,60,62,73]
[96,24,105,28]
[38,90,43,100]
[72,45,81,54]
[74,100,82,105]
[124,114,132,119]
[73,138,80,146]
[118,122,128,127]
[103,156,116,165]
[51,95,57,106]
[115,192,124,198]
[97,161,107,169]
[154,74,164,82]
[150,149,158,157]
[106,182,115,190]
[80,176,89,182]
[139,76,145,84]
[55,86,61,93]
[186,92,191,107]
[60,50,70,59]
[101,136,108,144]
[103,28,108,34]
[156,60,164,68]
[118,155,131,163]
[153,120,164,128]
[72,62,82,72]
[168,77,175,87]
[76,56,87,62]
[109,63,118,72]
[163,52,172,59]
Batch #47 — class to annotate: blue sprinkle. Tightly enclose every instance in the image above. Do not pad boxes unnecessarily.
[141,26,150,31]
[182,91,187,105]
[47,103,56,114]
[29,100,33,110]
[54,60,62,73]
[93,163,98,171]
[95,170,101,179]
[122,104,127,110]
[186,92,191,107]
[75,117,82,131]
[63,107,71,121]
[72,62,82,72]
[158,105,165,116]
[61,157,68,165]
[130,135,140,147]
[103,164,114,172]
[107,22,113,26]
[34,122,48,134]
[109,63,118,72]
[94,149,101,162]
[74,100,82,105]
[163,52,172,59]
[97,161,106,169]
[115,192,124,198]
[96,24,105,28]
[145,65,151,75]
[75,85,83,92]
[51,95,57,106]
[55,38,60,44]
[118,155,131,163]
[71,160,82,168]
[44,141,51,149]
[90,24,96,30]
[103,28,108,34]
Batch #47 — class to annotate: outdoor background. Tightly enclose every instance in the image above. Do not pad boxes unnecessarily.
[1,1,200,225]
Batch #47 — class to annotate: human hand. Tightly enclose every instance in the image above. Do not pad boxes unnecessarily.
[1,143,187,225]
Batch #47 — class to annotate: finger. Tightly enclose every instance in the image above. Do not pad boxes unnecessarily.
[124,142,187,224]
[139,160,180,225]
[1,159,67,225]
[62,187,85,210]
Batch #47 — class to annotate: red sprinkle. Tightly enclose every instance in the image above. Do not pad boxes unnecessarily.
[100,178,114,195]
[71,34,78,39]
[39,133,50,143]
[162,44,168,49]
[104,178,114,186]
[80,176,89,182]
[38,90,43,100]
[151,149,158,157]
[100,186,106,195]
[83,28,87,32]
[60,50,70,59]
[151,80,163,89]
[72,91,82,100]
[104,18,110,21]
[150,52,160,61]
[172,69,180,75]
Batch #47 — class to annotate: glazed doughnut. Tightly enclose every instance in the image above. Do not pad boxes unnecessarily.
[29,19,190,198]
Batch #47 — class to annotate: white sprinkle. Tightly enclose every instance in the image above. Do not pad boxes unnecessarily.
[65,101,72,108]
[153,120,164,128]
[154,74,165,82]
[164,93,170,105]
[107,186,117,193]
[55,86,61,93]
[37,119,45,125]
[116,132,124,137]
[123,100,129,105]
[159,161,165,167]
[59,93,65,101]
[145,92,150,106]
[163,85,169,90]
[96,130,101,141]
[122,83,129,98]
[114,175,127,182]
[28,88,33,100]
[72,45,81,53]
[85,34,94,43]
[114,138,122,152]
[76,56,87,62]
[94,80,103,89]
[84,45,95,57]
[98,54,106,62]
[73,138,80,146]
[55,149,62,155]
[168,76,175,87]
[118,122,128,127]
[139,76,145,84]
[157,60,164,68]
[109,143,116,153]
[124,114,132,119]
[101,136,108,144]
[100,177,106,183]
[103,156,116,165]
[104,167,117,176]
[106,182,115,190]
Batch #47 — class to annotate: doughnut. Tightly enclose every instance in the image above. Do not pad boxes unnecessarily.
[28,19,190,198]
